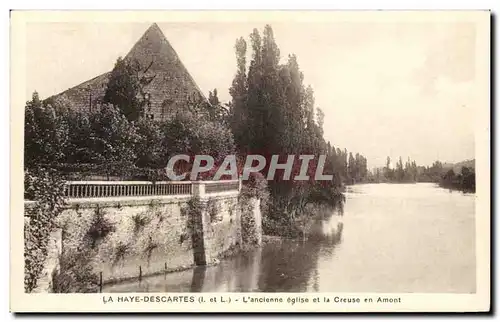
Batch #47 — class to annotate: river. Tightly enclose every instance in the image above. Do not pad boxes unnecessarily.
[103,183,476,293]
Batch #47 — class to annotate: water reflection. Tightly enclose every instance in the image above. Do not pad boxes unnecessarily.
[103,215,344,293]
[103,183,475,293]
[257,223,343,292]
[190,266,206,292]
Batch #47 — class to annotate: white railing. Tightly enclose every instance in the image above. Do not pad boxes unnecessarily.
[63,180,241,199]
[204,181,240,194]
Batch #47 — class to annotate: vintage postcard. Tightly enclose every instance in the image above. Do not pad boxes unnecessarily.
[10,10,490,313]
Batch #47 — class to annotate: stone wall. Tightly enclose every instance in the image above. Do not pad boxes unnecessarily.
[55,193,247,286]
[202,197,242,262]
[25,180,264,292]
[59,195,260,283]
[57,197,197,285]
[31,228,63,293]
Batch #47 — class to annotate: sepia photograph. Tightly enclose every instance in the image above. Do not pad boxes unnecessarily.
[10,10,490,312]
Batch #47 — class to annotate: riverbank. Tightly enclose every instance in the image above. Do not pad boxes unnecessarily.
[348,181,475,194]
[439,182,475,194]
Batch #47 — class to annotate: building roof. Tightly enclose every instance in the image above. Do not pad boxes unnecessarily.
[47,23,207,113]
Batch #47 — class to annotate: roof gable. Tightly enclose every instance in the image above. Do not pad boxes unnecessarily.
[47,23,207,113]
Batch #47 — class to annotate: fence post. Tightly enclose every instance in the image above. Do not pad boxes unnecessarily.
[191,182,205,198]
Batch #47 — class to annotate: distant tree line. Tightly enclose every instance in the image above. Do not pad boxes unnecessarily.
[369,157,475,193]
[370,156,419,183]
[324,144,369,185]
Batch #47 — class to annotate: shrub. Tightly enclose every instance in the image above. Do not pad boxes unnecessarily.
[52,248,99,293]
[84,206,115,249]
[114,242,131,266]
[131,212,151,235]
[143,235,159,264]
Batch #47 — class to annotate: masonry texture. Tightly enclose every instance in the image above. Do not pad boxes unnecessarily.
[57,197,194,284]
[38,192,262,288]
[31,228,63,293]
[46,23,208,121]
[201,197,242,263]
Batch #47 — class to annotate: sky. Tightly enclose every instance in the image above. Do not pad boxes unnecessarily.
[25,20,478,168]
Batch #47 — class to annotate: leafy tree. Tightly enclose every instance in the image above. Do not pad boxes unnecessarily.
[348,152,356,183]
[134,118,165,168]
[208,88,220,106]
[316,108,325,138]
[207,88,230,124]
[24,91,69,167]
[384,156,395,180]
[460,167,475,192]
[229,37,249,151]
[162,110,236,179]
[227,24,349,234]
[439,166,475,192]
[280,54,306,153]
[90,104,138,162]
[103,57,151,122]
[63,109,95,164]
[245,28,264,153]
[396,157,404,182]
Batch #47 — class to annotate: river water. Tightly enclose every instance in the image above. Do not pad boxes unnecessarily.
[103,183,476,293]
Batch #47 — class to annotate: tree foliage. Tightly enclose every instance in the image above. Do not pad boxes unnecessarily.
[25,88,235,181]
[439,166,475,192]
[24,92,69,167]
[103,57,157,122]
[227,25,369,235]
[24,167,66,292]
[163,110,235,162]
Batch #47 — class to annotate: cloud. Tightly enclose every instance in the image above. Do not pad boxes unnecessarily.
[411,23,476,97]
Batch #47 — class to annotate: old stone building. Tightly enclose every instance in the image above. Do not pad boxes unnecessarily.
[48,23,208,121]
